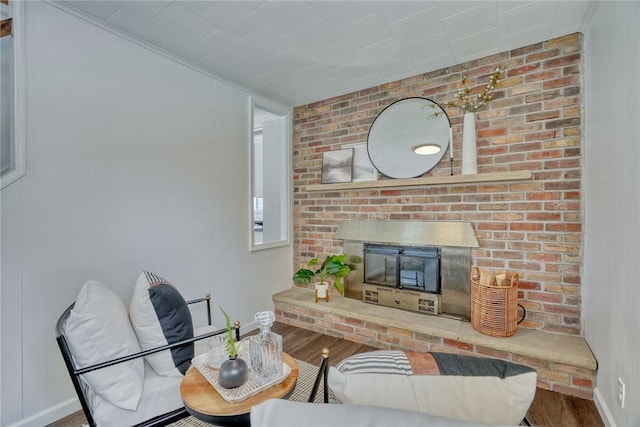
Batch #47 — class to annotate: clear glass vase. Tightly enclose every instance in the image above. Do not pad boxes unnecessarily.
[249,310,283,384]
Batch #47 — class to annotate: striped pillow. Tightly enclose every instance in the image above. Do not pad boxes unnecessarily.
[129,271,194,376]
[329,350,536,425]
[335,350,412,375]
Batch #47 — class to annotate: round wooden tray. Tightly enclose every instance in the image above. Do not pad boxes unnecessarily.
[180,353,298,419]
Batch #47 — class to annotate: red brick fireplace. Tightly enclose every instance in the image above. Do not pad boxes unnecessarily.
[292,33,583,337]
[283,33,593,398]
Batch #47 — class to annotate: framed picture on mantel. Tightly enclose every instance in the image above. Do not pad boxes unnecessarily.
[321,148,353,184]
[342,141,378,182]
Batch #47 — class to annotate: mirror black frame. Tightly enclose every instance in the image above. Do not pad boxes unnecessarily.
[367,97,452,179]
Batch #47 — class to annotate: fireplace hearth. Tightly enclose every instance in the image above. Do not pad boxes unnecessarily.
[336,220,479,320]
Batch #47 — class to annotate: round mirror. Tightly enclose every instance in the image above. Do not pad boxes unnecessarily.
[367,97,451,179]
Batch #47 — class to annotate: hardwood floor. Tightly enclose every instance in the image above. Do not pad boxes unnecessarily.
[524,387,605,427]
[47,411,85,427]
[271,322,378,365]
[48,322,604,427]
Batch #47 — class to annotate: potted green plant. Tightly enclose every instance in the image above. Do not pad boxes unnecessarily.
[292,254,352,302]
[217,306,248,388]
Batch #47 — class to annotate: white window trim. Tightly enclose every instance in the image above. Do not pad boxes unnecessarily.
[1,0,26,190]
[249,97,291,251]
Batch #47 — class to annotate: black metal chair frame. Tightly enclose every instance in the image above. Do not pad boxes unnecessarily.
[55,293,240,427]
[308,348,330,403]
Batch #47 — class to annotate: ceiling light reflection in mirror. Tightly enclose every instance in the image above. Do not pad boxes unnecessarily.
[413,144,442,155]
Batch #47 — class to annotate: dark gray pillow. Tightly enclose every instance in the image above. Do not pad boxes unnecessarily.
[129,271,194,376]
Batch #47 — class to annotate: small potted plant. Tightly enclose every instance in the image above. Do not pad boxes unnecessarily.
[217,306,248,388]
[292,254,352,302]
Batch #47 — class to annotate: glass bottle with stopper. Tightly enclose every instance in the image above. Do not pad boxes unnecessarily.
[249,310,283,383]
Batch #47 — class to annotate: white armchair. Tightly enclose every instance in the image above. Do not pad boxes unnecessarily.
[55,277,239,427]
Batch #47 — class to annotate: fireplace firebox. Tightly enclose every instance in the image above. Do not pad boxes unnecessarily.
[363,244,442,315]
[364,244,441,293]
[336,220,479,320]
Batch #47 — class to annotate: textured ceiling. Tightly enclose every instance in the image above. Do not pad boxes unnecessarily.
[60,0,596,107]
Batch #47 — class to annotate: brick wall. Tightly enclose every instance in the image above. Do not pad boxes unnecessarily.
[293,33,583,336]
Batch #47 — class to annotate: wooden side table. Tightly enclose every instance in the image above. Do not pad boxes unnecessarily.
[181,353,299,426]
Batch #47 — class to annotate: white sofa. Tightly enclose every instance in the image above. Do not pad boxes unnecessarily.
[251,400,518,427]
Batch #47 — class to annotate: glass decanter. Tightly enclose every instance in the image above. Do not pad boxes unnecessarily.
[249,310,283,384]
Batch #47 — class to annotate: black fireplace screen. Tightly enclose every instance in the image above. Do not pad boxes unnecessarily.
[364,244,441,293]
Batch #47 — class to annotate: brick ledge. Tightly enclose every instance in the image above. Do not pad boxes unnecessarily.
[273,287,596,372]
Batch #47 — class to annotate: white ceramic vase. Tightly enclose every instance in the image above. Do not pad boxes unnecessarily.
[461,112,477,175]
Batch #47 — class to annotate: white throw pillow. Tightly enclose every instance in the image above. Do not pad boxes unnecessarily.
[64,281,144,411]
[328,351,536,425]
[129,271,194,376]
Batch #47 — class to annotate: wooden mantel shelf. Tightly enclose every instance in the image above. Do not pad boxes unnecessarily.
[305,170,534,192]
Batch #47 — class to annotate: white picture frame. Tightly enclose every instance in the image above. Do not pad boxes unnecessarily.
[342,142,378,182]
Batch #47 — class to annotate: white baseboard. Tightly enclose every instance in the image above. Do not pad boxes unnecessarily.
[5,398,81,427]
[593,387,617,427]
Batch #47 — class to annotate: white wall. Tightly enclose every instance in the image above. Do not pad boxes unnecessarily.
[0,2,292,425]
[584,2,640,426]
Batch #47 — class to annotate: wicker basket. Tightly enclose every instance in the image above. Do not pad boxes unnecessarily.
[470,267,520,337]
